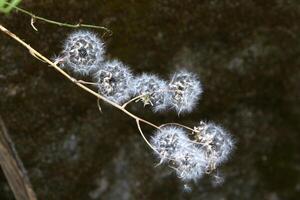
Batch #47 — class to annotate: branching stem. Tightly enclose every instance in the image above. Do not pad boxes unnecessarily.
[0,24,195,152]
[121,93,146,108]
[121,89,177,108]
[0,24,160,149]
[160,123,194,132]
[75,80,98,85]
[136,119,158,153]
[3,1,111,34]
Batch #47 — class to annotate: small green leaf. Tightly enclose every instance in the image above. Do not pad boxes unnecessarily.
[0,0,21,14]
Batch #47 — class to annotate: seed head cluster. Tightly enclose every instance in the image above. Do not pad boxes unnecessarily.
[168,70,203,114]
[133,74,168,112]
[55,31,203,110]
[151,123,234,184]
[194,121,235,167]
[172,149,207,182]
[54,30,235,189]
[57,31,105,75]
[93,60,133,104]
[151,127,191,164]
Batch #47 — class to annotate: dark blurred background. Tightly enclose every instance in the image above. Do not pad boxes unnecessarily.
[0,0,300,199]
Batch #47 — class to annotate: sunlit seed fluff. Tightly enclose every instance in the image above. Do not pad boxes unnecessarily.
[151,126,191,164]
[93,59,133,104]
[172,148,207,182]
[167,70,202,114]
[133,73,169,112]
[59,30,105,75]
[195,121,234,167]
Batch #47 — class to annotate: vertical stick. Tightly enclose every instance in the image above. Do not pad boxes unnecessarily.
[0,115,38,200]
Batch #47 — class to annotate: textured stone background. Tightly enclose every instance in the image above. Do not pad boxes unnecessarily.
[0,0,300,199]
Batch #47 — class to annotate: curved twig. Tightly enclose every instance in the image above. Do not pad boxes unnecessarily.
[121,93,149,108]
[4,2,112,34]
[159,122,194,132]
[76,80,98,85]
[0,24,161,142]
[97,98,102,113]
[136,119,158,153]
[0,115,37,200]
[121,89,177,109]
[0,24,200,157]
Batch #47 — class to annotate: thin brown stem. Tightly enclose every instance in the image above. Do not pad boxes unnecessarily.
[0,116,38,200]
[121,93,146,108]
[97,98,102,113]
[0,24,200,157]
[4,2,111,34]
[159,123,194,132]
[0,24,160,141]
[121,89,177,109]
[136,119,158,153]
[76,80,98,86]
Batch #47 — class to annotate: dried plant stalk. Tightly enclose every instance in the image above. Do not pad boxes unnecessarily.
[0,115,38,200]
[0,24,165,150]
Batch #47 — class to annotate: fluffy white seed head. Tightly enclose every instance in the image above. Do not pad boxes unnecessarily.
[194,121,234,167]
[93,60,133,104]
[151,126,191,164]
[172,148,207,182]
[167,70,202,114]
[151,126,208,182]
[133,73,169,112]
[58,31,105,75]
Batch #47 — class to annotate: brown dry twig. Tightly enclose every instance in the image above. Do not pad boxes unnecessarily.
[0,115,38,200]
[0,24,165,151]
[0,24,197,159]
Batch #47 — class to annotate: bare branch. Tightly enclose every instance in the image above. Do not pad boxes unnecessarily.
[97,98,102,113]
[160,123,194,132]
[0,24,162,134]
[0,115,38,200]
[136,119,158,153]
[121,93,146,108]
[3,1,112,34]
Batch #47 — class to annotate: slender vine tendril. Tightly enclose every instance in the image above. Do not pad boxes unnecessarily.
[1,1,112,35]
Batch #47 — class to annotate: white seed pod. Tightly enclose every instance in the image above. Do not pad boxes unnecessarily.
[167,70,202,114]
[151,126,192,164]
[59,30,105,75]
[195,121,234,167]
[132,73,169,112]
[172,148,207,182]
[93,59,133,104]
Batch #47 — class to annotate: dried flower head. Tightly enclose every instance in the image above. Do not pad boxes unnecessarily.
[172,148,207,182]
[151,126,208,183]
[168,70,202,114]
[151,126,191,164]
[93,59,133,104]
[194,121,234,170]
[58,31,105,75]
[133,73,169,112]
